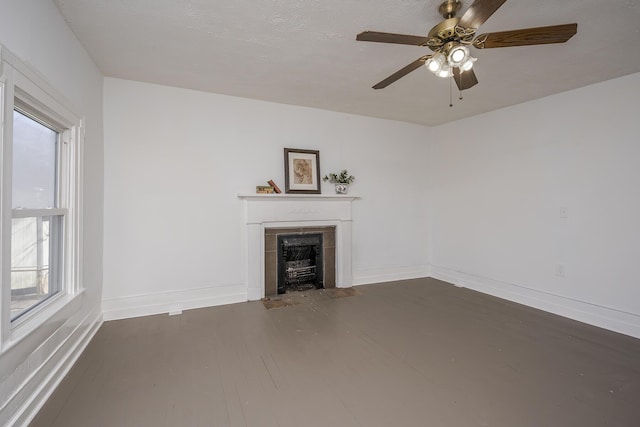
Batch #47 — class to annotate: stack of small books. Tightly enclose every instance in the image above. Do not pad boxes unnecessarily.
[256,179,282,194]
[255,185,274,194]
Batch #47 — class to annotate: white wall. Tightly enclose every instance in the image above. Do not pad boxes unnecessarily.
[0,1,104,425]
[428,73,640,338]
[102,78,429,319]
[104,74,640,339]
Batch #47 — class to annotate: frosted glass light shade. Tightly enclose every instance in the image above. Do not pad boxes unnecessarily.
[447,45,470,67]
[437,64,453,78]
[460,56,477,71]
[426,53,445,73]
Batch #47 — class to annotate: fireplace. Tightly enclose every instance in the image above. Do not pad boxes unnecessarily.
[238,193,357,300]
[277,233,323,293]
[264,227,335,297]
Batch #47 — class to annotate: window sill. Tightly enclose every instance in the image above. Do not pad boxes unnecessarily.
[3,289,85,353]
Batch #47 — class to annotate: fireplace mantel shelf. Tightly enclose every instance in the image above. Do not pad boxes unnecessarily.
[237,193,360,201]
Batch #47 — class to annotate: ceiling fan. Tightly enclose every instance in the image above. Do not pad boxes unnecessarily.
[356,0,577,91]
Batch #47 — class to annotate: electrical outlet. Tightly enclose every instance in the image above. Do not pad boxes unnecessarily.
[555,264,566,277]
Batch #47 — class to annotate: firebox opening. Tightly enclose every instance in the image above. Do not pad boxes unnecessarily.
[277,233,324,294]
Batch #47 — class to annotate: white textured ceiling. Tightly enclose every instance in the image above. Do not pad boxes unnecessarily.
[54,0,640,126]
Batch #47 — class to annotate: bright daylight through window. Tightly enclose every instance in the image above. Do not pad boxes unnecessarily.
[10,110,63,320]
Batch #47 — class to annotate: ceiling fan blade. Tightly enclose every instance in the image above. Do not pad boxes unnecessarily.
[458,0,507,29]
[372,56,431,89]
[473,23,578,48]
[357,31,429,46]
[453,67,479,91]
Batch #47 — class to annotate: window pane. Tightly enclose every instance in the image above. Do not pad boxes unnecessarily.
[12,110,58,209]
[11,216,62,320]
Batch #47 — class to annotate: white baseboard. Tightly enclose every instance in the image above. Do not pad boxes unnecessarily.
[352,265,431,287]
[3,307,103,427]
[102,284,248,321]
[429,265,640,339]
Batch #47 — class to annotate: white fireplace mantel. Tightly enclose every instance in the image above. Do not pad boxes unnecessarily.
[238,193,359,300]
[237,193,359,200]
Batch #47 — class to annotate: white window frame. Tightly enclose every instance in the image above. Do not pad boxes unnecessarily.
[0,46,84,349]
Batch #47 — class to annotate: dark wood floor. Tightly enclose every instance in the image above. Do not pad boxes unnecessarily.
[31,278,640,426]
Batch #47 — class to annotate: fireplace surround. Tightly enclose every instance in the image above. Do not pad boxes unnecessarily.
[238,193,358,300]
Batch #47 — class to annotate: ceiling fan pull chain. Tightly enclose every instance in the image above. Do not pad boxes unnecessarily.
[449,76,453,107]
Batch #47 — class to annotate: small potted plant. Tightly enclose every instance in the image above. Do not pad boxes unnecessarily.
[323,170,355,194]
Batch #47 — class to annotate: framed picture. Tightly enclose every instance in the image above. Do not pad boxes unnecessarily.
[284,148,321,194]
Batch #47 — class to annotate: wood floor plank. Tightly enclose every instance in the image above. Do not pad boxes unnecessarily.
[30,278,640,427]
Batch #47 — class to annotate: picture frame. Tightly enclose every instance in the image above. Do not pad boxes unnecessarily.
[284,148,321,194]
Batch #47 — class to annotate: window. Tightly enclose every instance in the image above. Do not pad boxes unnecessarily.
[10,110,65,320]
[1,46,83,342]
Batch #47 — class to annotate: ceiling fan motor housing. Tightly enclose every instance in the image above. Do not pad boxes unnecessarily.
[427,17,476,51]
[438,0,461,19]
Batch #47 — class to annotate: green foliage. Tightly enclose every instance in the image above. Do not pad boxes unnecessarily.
[322,169,355,184]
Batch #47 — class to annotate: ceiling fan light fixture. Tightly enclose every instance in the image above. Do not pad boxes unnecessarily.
[447,44,469,67]
[437,64,453,78]
[460,56,477,72]
[426,53,445,73]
